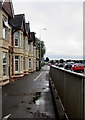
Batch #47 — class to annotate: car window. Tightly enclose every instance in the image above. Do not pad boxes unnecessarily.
[72,64,75,67]
[76,64,83,67]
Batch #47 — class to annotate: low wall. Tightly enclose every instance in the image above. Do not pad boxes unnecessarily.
[50,65,85,119]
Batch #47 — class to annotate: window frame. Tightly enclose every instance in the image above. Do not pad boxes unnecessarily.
[23,57,25,71]
[14,32,19,47]
[3,52,7,76]
[15,56,19,72]
[21,56,23,72]
[8,28,11,44]
[29,58,31,68]
[20,33,23,48]
[2,15,11,41]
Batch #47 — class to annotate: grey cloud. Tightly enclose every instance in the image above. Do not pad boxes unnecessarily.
[13,1,83,59]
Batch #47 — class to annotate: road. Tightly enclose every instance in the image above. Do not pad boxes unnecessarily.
[2,66,56,119]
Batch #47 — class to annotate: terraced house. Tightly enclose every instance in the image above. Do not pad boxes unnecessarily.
[0,0,39,86]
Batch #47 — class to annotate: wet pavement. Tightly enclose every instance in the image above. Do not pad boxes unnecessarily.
[2,66,56,119]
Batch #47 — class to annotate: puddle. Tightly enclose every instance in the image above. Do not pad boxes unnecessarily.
[27,107,31,110]
[42,88,46,90]
[42,88,50,92]
[21,101,24,103]
[43,81,49,87]
[36,97,45,106]
[29,101,32,104]
[30,111,33,114]
[32,92,41,104]
[32,91,45,106]
[35,92,41,96]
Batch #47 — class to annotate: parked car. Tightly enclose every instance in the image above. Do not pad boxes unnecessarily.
[48,63,51,66]
[64,63,72,70]
[55,63,58,66]
[83,63,85,67]
[71,64,84,72]
[58,63,64,67]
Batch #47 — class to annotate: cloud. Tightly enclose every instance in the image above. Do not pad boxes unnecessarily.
[12,0,84,3]
[13,1,83,59]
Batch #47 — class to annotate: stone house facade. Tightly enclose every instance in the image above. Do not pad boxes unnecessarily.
[0,0,39,86]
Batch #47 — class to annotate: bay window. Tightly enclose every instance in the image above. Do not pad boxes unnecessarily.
[20,33,23,48]
[3,15,10,41]
[29,58,31,68]
[23,57,25,70]
[14,32,18,46]
[8,29,11,44]
[23,37,25,49]
[21,56,23,71]
[3,52,7,76]
[15,56,19,72]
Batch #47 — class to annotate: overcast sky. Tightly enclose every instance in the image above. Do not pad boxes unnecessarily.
[12,0,83,60]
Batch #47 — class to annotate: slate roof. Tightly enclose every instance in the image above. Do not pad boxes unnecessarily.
[9,14,26,33]
[30,32,36,45]
[26,22,30,37]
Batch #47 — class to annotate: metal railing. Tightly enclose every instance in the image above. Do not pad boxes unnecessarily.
[50,65,85,119]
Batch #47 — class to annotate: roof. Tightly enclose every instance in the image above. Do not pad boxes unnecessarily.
[26,22,30,37]
[9,14,26,32]
[2,0,14,18]
[30,32,36,45]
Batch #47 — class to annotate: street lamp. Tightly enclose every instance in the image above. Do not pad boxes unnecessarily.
[39,28,46,69]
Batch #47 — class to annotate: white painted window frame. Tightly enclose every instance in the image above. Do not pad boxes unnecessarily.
[14,56,19,73]
[14,32,19,47]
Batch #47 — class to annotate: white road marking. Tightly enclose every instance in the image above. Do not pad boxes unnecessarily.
[2,114,11,120]
[34,72,43,81]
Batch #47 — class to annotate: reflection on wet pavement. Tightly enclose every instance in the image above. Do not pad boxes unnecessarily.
[2,66,55,118]
[35,97,45,106]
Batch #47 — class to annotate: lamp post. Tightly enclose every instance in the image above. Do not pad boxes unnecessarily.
[39,28,46,69]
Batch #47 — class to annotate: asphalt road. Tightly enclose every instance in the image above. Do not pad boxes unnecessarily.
[2,65,56,119]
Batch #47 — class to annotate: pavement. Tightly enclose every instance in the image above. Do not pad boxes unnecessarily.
[2,65,56,119]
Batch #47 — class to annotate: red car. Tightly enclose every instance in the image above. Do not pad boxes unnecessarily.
[71,64,84,72]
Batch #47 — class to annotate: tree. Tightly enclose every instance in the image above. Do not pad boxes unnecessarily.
[36,37,46,58]
[59,59,64,63]
[73,60,83,63]
[45,57,49,62]
[50,60,55,64]
[66,59,72,63]
[56,60,59,63]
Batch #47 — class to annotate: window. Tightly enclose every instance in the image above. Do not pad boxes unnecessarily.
[25,37,28,50]
[3,52,7,76]
[29,43,31,52]
[3,27,8,40]
[34,48,36,57]
[23,37,25,49]
[8,29,11,44]
[20,33,23,48]
[14,32,18,46]
[15,56,19,72]
[26,57,28,70]
[23,57,25,70]
[3,15,7,23]
[29,58,31,68]
[21,56,23,71]
[3,28,5,39]
[3,15,10,41]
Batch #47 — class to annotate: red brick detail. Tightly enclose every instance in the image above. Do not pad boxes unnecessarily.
[2,0,14,18]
